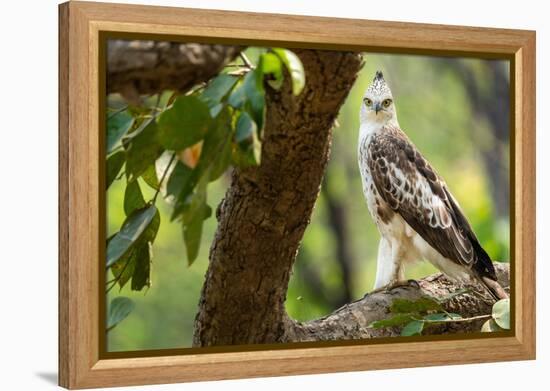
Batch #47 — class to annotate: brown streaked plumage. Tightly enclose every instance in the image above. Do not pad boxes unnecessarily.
[368,127,494,274]
[358,71,507,300]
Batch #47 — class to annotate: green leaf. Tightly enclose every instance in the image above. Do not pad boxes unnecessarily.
[110,210,159,290]
[390,297,442,314]
[172,173,212,265]
[201,74,239,107]
[401,320,424,336]
[368,313,417,328]
[157,90,177,109]
[492,298,510,329]
[210,103,224,118]
[125,119,164,182]
[182,203,211,265]
[169,108,234,221]
[273,48,306,95]
[200,107,233,181]
[232,138,261,168]
[131,242,152,291]
[422,313,449,322]
[144,208,161,242]
[110,248,137,289]
[228,80,246,109]
[154,152,177,200]
[166,161,195,200]
[107,296,135,331]
[481,318,505,332]
[235,111,257,145]
[228,69,265,129]
[169,169,202,221]
[208,135,232,181]
[120,116,152,143]
[127,105,151,117]
[106,205,158,268]
[242,68,265,130]
[157,95,211,151]
[169,109,233,216]
[107,111,134,154]
[261,52,284,90]
[180,178,209,224]
[181,185,212,265]
[232,112,261,168]
[141,164,159,190]
[106,151,125,189]
[123,180,146,216]
[423,313,462,322]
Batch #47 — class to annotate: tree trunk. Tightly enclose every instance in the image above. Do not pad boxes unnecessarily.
[193,50,364,346]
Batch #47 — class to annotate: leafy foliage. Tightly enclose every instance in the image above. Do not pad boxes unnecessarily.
[481,319,502,332]
[106,205,159,269]
[491,298,510,329]
[157,96,212,151]
[123,180,146,216]
[482,298,510,332]
[401,320,424,336]
[106,151,125,189]
[368,313,416,329]
[390,297,442,313]
[105,48,306,330]
[124,118,164,182]
[368,293,465,336]
[107,296,135,332]
[107,111,134,154]
[273,49,305,96]
[369,292,510,337]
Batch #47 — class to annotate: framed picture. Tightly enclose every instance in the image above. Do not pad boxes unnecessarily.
[59,1,536,389]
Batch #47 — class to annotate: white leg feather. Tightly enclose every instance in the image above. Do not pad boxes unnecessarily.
[373,238,403,289]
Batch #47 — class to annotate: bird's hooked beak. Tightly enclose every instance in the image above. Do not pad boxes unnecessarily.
[374,102,382,114]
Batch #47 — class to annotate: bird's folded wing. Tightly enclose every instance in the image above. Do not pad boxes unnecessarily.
[368,129,477,267]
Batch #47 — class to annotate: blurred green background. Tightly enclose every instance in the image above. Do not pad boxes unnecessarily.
[107,51,510,352]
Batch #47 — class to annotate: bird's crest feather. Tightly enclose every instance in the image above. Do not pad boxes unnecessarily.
[366,70,392,97]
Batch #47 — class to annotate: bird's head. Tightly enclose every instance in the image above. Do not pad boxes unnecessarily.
[360,71,398,126]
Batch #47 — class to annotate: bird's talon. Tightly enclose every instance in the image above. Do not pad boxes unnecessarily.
[407,279,420,289]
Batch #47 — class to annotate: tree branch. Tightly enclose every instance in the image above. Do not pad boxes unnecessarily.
[107,40,242,98]
[284,263,509,341]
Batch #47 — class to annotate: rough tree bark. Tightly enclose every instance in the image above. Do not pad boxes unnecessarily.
[105,42,511,347]
[286,263,509,341]
[107,40,241,98]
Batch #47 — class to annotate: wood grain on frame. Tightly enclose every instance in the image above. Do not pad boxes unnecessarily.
[59,1,536,389]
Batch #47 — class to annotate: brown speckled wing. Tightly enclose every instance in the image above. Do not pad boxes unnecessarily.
[367,126,486,270]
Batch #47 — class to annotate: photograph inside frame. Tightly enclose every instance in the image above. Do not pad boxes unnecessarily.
[104,40,511,353]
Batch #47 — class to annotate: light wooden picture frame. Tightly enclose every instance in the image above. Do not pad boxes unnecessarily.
[59,1,536,389]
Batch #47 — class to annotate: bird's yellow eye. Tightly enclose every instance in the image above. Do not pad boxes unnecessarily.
[382,99,392,108]
[364,98,372,107]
